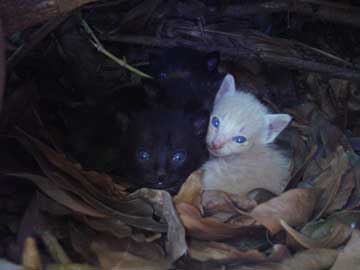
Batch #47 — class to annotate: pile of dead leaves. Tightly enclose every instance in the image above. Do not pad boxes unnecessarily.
[0,99,359,270]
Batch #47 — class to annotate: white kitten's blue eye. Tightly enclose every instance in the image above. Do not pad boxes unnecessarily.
[211,117,220,128]
[233,136,247,144]
[138,150,150,161]
[172,151,186,163]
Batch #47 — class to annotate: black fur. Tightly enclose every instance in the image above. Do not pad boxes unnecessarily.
[123,110,208,195]
[144,47,224,112]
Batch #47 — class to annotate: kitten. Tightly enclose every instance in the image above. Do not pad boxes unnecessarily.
[202,74,292,195]
[144,47,224,112]
[123,110,208,195]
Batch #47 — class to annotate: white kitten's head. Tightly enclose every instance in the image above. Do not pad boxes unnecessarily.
[206,74,292,157]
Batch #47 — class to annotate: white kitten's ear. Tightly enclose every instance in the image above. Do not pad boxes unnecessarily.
[214,74,236,104]
[263,114,292,144]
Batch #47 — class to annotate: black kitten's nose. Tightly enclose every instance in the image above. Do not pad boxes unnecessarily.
[157,175,166,184]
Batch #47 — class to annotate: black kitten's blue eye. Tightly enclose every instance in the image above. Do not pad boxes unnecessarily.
[138,150,151,161]
[172,151,186,163]
[211,116,220,128]
[159,72,167,80]
[233,136,247,144]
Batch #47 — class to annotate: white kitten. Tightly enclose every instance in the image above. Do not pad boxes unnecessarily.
[202,74,292,195]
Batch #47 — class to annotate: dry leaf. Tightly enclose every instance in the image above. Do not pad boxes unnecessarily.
[330,230,360,270]
[220,248,338,270]
[250,188,316,234]
[281,219,352,249]
[174,170,203,209]
[9,173,108,218]
[91,236,170,270]
[202,190,257,215]
[312,146,353,218]
[129,188,187,261]
[22,237,42,270]
[188,240,267,263]
[177,203,265,241]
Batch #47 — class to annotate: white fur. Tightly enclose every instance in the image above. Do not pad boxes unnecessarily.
[202,74,292,195]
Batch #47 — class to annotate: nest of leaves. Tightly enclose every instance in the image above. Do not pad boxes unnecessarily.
[1,1,360,269]
[4,96,359,270]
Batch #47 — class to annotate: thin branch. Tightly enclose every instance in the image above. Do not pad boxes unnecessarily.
[0,18,5,114]
[101,32,360,82]
[222,0,360,28]
[7,14,69,70]
[81,19,153,79]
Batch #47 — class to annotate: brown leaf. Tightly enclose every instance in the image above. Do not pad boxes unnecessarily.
[281,219,352,249]
[312,146,353,219]
[250,188,316,234]
[22,237,42,270]
[273,248,338,270]
[91,235,169,270]
[177,203,265,241]
[188,240,267,263]
[326,210,360,230]
[174,170,203,209]
[83,217,132,240]
[129,188,187,261]
[202,190,257,216]
[330,230,360,270]
[345,164,360,209]
[9,173,108,218]
[16,131,167,232]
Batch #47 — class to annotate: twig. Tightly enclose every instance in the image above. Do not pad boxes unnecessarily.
[222,0,360,28]
[7,15,69,70]
[0,18,5,114]
[0,0,98,36]
[46,264,99,270]
[81,19,153,79]
[101,33,360,82]
[41,230,72,264]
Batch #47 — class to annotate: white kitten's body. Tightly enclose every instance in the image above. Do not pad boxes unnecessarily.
[202,74,291,195]
[203,145,289,194]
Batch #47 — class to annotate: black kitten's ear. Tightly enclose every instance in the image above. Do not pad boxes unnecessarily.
[204,51,220,73]
[192,111,210,137]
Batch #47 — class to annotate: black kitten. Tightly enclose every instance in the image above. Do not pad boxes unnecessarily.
[144,47,224,112]
[123,110,208,195]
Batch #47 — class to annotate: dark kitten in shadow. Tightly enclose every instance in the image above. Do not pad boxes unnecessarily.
[122,110,208,195]
[143,47,225,112]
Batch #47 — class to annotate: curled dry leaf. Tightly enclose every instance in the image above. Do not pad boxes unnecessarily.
[216,249,338,270]
[202,190,257,215]
[91,236,170,270]
[16,131,167,231]
[312,146,354,219]
[281,219,352,249]
[22,237,42,270]
[174,170,203,210]
[176,203,265,241]
[83,217,132,240]
[330,230,360,270]
[188,240,267,263]
[9,173,108,218]
[345,164,360,209]
[250,188,316,234]
[326,210,360,229]
[128,188,187,261]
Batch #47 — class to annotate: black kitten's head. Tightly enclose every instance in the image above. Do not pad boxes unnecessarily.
[144,47,224,112]
[124,110,208,194]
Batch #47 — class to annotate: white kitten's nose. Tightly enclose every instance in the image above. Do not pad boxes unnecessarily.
[210,141,224,150]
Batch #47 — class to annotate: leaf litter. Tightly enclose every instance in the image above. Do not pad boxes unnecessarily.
[1,1,360,269]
